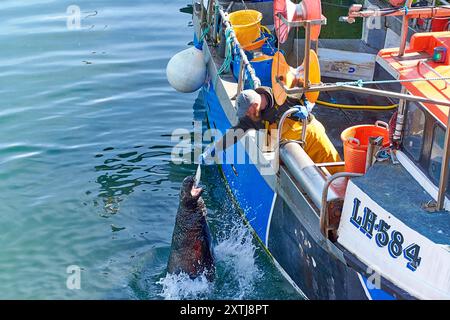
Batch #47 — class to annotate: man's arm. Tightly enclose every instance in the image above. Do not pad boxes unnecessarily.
[212,127,247,154]
[200,119,253,163]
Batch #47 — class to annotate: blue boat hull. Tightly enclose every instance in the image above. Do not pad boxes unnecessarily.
[203,83,275,242]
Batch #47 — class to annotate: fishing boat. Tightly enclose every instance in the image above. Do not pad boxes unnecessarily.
[167,0,450,299]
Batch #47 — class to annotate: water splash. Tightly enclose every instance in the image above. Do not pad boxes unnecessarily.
[156,218,261,300]
[157,272,212,300]
[214,219,262,299]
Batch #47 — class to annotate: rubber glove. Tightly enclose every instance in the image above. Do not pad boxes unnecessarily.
[304,99,315,113]
[290,105,309,121]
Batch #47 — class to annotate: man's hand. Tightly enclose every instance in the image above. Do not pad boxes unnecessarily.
[290,105,309,121]
[198,145,216,165]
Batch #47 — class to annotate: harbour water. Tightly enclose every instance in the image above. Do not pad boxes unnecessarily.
[0,0,303,299]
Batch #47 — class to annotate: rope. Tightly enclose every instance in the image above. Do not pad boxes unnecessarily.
[241,0,248,11]
[215,6,261,89]
[194,26,210,50]
[199,26,210,42]
[217,27,234,75]
[336,76,450,87]
[317,99,398,110]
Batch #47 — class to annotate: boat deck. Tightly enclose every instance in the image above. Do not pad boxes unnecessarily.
[379,32,450,126]
[352,161,450,245]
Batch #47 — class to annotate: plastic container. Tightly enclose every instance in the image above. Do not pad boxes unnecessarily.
[232,53,273,88]
[228,10,263,47]
[340,121,390,174]
[261,32,277,56]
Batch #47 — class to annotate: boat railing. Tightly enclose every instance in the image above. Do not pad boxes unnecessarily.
[399,0,414,56]
[418,60,450,89]
[215,3,262,91]
[274,13,326,94]
[278,78,450,210]
[277,108,308,147]
[277,80,450,107]
[320,172,363,240]
[278,108,363,241]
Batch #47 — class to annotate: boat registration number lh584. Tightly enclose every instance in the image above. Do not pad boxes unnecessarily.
[349,197,422,271]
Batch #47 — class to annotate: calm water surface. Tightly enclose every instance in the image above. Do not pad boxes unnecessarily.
[0,0,305,299]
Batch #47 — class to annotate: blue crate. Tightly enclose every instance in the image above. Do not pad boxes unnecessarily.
[232,43,274,89]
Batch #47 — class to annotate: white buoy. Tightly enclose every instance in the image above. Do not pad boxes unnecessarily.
[166,46,207,93]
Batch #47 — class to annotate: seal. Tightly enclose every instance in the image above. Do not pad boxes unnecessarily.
[167,176,215,281]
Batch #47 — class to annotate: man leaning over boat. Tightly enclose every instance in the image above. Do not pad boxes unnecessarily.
[199,86,341,174]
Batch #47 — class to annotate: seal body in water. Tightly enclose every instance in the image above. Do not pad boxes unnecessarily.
[167,176,215,281]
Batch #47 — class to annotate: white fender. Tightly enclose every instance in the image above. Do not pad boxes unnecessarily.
[166,46,207,93]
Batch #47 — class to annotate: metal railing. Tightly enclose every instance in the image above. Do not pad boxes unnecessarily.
[275,13,326,95]
[277,108,308,147]
[276,79,450,107]
[320,172,363,239]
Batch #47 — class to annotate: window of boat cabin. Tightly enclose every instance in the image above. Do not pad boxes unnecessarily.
[403,102,426,161]
[429,125,447,186]
[402,101,450,193]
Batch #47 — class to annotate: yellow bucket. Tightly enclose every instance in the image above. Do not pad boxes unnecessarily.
[228,10,263,47]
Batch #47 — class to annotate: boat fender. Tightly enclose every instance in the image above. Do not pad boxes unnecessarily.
[166,45,207,93]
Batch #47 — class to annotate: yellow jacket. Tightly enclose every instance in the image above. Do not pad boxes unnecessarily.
[272,116,343,174]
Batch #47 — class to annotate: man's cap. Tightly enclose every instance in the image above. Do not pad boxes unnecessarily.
[236,89,260,118]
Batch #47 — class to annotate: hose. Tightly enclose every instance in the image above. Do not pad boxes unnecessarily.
[316,99,398,110]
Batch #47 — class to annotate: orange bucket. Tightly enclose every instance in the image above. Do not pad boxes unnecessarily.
[340,121,390,174]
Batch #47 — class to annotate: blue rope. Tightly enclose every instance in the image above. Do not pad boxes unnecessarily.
[194,26,210,50]
[199,26,209,42]
[217,27,234,75]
